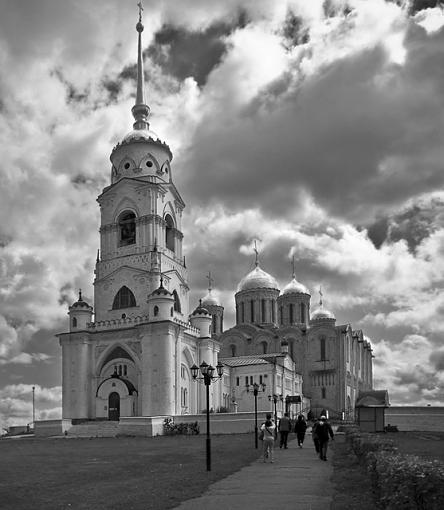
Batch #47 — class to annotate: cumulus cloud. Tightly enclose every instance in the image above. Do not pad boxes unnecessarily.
[373,334,444,405]
[0,384,61,430]
[1,0,444,417]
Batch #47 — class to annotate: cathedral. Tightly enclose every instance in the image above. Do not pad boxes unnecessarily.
[57,9,373,425]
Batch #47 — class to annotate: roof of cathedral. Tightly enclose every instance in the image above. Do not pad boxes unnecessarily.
[220,353,285,367]
[281,276,310,296]
[237,264,279,292]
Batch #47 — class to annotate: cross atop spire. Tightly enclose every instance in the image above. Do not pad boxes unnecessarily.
[253,239,260,267]
[132,0,150,130]
[206,271,214,291]
[291,255,296,279]
[319,285,323,307]
[137,1,143,22]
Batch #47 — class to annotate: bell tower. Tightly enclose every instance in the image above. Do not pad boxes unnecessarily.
[93,4,189,324]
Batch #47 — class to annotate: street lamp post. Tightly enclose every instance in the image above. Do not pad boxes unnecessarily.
[32,386,35,427]
[190,360,224,471]
[268,393,283,424]
[247,382,266,448]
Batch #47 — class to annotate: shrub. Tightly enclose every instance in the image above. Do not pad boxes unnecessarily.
[344,427,444,509]
[163,418,200,436]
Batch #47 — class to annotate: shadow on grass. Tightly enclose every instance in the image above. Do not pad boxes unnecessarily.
[0,434,261,510]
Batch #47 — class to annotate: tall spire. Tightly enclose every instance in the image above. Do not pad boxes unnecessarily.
[131,1,150,130]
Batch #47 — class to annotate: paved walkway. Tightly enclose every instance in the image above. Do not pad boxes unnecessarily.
[172,436,334,510]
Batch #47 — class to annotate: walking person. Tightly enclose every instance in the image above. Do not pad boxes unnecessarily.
[260,413,276,463]
[278,412,291,449]
[294,414,308,448]
[311,418,320,454]
[316,415,334,461]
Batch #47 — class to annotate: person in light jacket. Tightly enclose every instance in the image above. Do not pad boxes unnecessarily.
[260,413,276,463]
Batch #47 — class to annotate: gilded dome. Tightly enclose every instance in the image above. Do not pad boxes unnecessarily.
[201,290,221,307]
[311,306,336,321]
[282,277,310,296]
[237,265,279,292]
[122,128,160,143]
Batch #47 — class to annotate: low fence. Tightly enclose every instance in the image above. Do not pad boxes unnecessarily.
[385,406,444,432]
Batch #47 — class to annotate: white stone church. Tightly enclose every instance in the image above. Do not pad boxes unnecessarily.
[57,11,373,427]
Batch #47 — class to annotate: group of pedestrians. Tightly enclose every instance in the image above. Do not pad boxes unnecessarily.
[260,412,334,463]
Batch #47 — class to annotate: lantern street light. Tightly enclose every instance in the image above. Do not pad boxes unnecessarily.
[268,393,283,424]
[246,382,266,448]
[190,360,224,471]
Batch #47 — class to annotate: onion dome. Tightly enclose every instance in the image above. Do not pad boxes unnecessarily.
[237,265,279,292]
[191,299,211,317]
[310,287,335,321]
[282,276,310,296]
[71,290,92,309]
[311,306,336,321]
[201,289,221,307]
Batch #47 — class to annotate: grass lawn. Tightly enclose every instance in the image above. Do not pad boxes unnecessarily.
[0,434,261,510]
[387,431,444,462]
[330,430,444,509]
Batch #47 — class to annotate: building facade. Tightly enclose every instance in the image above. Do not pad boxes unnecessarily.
[57,10,373,423]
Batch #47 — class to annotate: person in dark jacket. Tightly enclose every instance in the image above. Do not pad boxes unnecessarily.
[311,418,320,454]
[278,412,292,449]
[294,414,308,448]
[316,415,334,461]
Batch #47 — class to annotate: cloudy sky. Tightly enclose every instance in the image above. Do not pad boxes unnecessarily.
[1,0,444,429]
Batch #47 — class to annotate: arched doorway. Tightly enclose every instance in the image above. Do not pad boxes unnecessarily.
[108,392,120,421]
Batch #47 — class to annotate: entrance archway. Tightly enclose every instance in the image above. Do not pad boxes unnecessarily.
[108,392,120,421]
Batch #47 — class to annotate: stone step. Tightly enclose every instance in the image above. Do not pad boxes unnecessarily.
[66,421,120,438]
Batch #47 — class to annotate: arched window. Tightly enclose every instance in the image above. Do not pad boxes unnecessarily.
[173,290,181,313]
[165,214,175,252]
[212,316,217,334]
[279,306,283,325]
[271,301,275,323]
[300,303,306,323]
[72,317,77,328]
[154,305,159,317]
[250,300,255,322]
[289,304,294,324]
[320,337,326,361]
[170,307,174,317]
[230,344,236,357]
[112,286,136,309]
[261,341,268,354]
[118,211,136,246]
[241,302,245,322]
[261,299,266,322]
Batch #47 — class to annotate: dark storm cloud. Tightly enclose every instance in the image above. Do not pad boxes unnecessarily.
[281,11,310,49]
[147,15,247,87]
[430,348,444,371]
[367,195,444,250]
[409,0,444,15]
[178,21,444,224]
